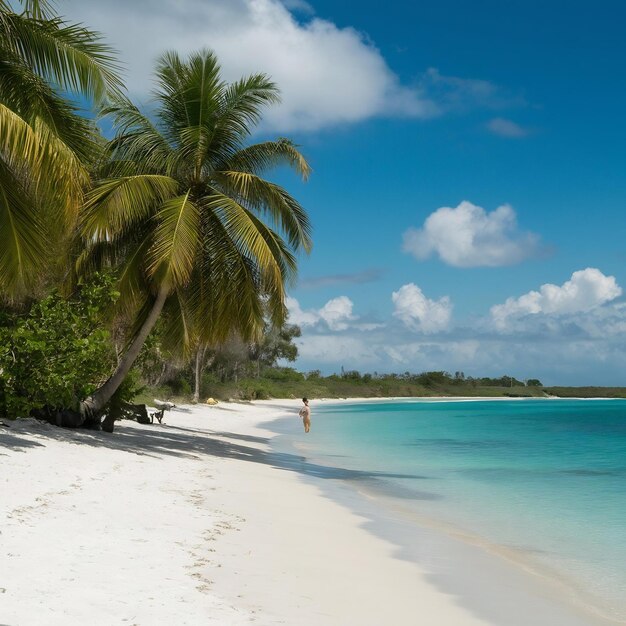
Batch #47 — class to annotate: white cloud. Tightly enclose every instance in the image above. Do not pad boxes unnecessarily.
[487,117,529,138]
[353,322,386,331]
[285,296,320,327]
[296,335,379,365]
[318,296,355,331]
[62,1,521,132]
[403,201,541,267]
[62,0,434,132]
[286,295,356,331]
[392,283,452,333]
[490,268,622,331]
[382,339,480,364]
[287,280,626,384]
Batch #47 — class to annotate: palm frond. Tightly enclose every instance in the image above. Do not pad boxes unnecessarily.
[116,236,153,310]
[160,289,196,357]
[2,12,123,101]
[0,101,44,171]
[204,191,295,293]
[31,116,91,222]
[0,159,46,297]
[18,0,55,20]
[186,254,266,345]
[208,73,281,163]
[218,73,280,135]
[214,170,312,252]
[147,192,200,289]
[221,138,311,180]
[0,101,90,226]
[153,50,195,139]
[100,96,176,174]
[81,174,178,240]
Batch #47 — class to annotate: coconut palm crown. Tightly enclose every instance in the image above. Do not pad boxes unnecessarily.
[79,49,312,420]
[0,0,122,299]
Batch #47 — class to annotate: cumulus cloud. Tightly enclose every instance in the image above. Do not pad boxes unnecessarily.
[490,268,622,331]
[403,201,542,267]
[285,296,320,327]
[287,282,626,384]
[63,0,434,131]
[287,295,356,331]
[318,296,356,331]
[392,283,452,333]
[487,117,529,138]
[62,1,521,132]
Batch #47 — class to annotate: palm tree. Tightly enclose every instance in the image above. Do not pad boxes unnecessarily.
[0,0,122,299]
[79,49,311,429]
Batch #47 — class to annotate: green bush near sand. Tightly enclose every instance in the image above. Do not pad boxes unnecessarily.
[0,275,119,418]
[543,387,626,398]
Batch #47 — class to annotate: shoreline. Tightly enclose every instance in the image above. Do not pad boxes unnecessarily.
[1,399,619,625]
[264,400,621,626]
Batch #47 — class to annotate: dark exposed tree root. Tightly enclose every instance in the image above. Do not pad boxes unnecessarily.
[30,402,152,432]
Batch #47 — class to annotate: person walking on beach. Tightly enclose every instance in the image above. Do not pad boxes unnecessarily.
[299,397,311,433]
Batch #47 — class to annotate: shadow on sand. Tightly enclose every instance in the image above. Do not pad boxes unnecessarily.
[1,419,430,483]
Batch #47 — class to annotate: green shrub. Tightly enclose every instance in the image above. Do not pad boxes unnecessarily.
[0,274,119,418]
[264,367,305,382]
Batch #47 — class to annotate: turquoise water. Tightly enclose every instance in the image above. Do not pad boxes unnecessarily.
[288,399,626,621]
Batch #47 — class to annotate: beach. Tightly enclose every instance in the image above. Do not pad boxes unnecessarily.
[0,400,617,625]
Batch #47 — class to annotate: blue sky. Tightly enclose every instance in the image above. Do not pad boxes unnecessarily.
[64,0,626,384]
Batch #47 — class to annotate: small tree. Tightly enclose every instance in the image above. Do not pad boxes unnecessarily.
[248,322,301,377]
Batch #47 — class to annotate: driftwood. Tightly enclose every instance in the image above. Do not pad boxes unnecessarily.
[153,399,176,411]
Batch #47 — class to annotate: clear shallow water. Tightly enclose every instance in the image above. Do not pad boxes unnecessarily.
[292,399,626,621]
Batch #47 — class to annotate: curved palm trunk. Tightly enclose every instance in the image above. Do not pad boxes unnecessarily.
[192,345,215,403]
[81,287,168,431]
[192,344,205,404]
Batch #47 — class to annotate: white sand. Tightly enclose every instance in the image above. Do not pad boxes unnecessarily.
[0,400,611,625]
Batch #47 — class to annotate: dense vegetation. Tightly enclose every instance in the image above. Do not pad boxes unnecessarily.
[174,368,550,402]
[137,357,626,402]
[0,2,310,430]
[0,274,119,419]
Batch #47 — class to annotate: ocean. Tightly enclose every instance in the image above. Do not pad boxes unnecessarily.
[270,399,626,623]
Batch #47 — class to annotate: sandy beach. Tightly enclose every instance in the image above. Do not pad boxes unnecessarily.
[0,400,615,625]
